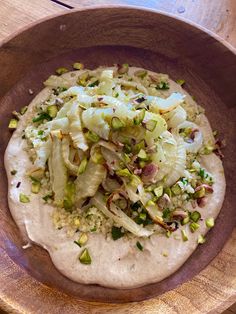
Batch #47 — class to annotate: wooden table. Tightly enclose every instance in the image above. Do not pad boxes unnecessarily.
[0,1,235,313]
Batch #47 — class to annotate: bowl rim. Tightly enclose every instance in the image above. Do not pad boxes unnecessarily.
[0,4,236,55]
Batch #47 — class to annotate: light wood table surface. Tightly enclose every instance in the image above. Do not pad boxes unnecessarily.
[0,1,235,313]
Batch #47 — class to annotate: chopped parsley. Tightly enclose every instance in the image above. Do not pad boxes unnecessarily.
[32,112,52,123]
[136,241,143,251]
[111,226,124,240]
[156,81,169,90]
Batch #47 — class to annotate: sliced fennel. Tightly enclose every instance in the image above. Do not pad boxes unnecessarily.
[75,160,107,203]
[92,193,153,237]
[49,131,67,207]
[23,66,211,239]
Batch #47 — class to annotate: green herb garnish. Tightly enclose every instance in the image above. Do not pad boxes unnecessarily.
[86,130,100,143]
[111,226,124,240]
[32,112,52,123]
[156,81,169,90]
[88,80,99,87]
[136,241,143,251]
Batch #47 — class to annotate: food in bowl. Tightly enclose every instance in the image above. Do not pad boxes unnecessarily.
[5,64,225,288]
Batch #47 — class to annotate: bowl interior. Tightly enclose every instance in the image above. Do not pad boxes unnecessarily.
[0,7,236,303]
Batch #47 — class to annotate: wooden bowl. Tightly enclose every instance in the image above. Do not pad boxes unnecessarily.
[0,6,236,312]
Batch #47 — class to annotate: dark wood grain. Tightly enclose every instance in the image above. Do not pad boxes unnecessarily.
[0,6,236,313]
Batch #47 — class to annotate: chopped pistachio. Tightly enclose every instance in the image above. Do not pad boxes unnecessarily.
[146,200,155,207]
[20,106,28,115]
[91,151,104,164]
[116,168,131,177]
[29,168,44,181]
[206,217,215,228]
[193,187,206,199]
[154,186,163,198]
[190,211,201,223]
[145,185,155,192]
[213,130,218,137]
[164,187,172,197]
[189,222,200,233]
[86,130,100,143]
[181,216,190,225]
[79,248,91,265]
[19,193,30,203]
[176,79,185,86]
[198,234,206,244]
[134,109,145,125]
[162,251,168,257]
[133,139,145,153]
[129,175,141,187]
[134,70,147,79]
[144,119,157,132]
[136,241,143,251]
[166,230,172,238]
[31,181,41,194]
[111,116,125,130]
[138,149,148,160]
[10,170,17,175]
[77,72,89,86]
[56,67,68,75]
[8,119,18,130]
[181,230,188,241]
[73,62,84,70]
[171,184,182,195]
[203,145,215,155]
[117,63,129,74]
[75,233,88,247]
[42,193,53,202]
[139,160,147,168]
[47,105,58,118]
[78,158,88,175]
